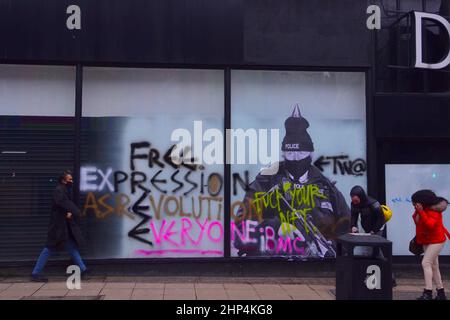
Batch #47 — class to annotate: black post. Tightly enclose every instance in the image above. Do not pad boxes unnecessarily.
[224,68,231,258]
[73,64,83,205]
[367,24,377,200]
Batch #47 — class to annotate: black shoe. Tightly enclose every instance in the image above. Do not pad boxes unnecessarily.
[417,289,433,300]
[31,274,48,283]
[435,288,447,300]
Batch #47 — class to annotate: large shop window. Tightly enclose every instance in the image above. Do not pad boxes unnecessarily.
[230,70,367,259]
[385,164,450,256]
[0,65,76,261]
[80,68,224,259]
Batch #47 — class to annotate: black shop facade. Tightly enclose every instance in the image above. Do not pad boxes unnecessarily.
[1,0,449,274]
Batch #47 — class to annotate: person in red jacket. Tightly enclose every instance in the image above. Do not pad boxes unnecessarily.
[412,190,450,300]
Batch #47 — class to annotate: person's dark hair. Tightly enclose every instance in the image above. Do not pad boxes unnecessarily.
[58,170,72,184]
[411,189,442,208]
[350,185,367,200]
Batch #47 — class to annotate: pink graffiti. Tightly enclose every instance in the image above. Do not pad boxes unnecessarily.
[149,218,224,247]
[231,220,306,255]
[231,220,258,244]
[276,237,305,255]
[207,221,224,243]
[135,249,224,256]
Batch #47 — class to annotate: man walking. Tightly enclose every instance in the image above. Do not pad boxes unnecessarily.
[31,170,87,282]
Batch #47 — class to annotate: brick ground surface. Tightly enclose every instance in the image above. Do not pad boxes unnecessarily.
[0,276,438,300]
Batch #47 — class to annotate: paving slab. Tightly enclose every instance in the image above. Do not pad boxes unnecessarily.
[224,283,254,290]
[132,288,164,297]
[0,283,12,292]
[164,289,197,300]
[0,288,39,297]
[226,290,260,300]
[104,282,136,289]
[309,285,335,300]
[41,282,69,290]
[66,288,103,296]
[32,289,69,297]
[0,276,432,300]
[8,282,44,290]
[131,295,164,300]
[394,285,424,292]
[0,296,23,300]
[134,283,165,289]
[195,289,228,300]
[195,283,225,289]
[101,288,133,295]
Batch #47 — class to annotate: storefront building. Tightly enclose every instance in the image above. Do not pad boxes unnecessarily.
[0,0,449,271]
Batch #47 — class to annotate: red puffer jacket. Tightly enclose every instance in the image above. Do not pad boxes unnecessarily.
[413,201,450,245]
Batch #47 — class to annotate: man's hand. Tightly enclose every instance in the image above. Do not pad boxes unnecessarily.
[351,227,359,233]
[66,212,73,219]
[278,223,303,240]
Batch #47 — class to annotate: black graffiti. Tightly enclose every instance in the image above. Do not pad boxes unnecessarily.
[128,190,153,246]
[90,140,250,247]
[349,159,367,176]
[114,171,128,192]
[163,144,198,171]
[184,171,198,196]
[94,141,251,247]
[171,170,183,193]
[314,155,367,176]
[130,142,150,171]
[131,142,199,171]
[114,170,224,197]
[131,171,151,194]
[233,171,250,195]
[112,169,249,196]
[150,170,167,194]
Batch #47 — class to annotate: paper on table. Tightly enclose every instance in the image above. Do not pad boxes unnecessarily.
[349,233,372,236]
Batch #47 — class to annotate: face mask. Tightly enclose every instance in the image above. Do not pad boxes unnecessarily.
[285,156,312,180]
[284,151,311,161]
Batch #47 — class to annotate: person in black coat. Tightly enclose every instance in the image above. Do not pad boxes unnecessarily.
[350,185,397,287]
[350,185,385,235]
[31,170,87,282]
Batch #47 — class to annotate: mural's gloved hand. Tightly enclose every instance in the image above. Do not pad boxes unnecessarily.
[277,223,304,241]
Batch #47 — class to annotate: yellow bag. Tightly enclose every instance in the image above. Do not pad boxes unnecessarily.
[381,205,393,223]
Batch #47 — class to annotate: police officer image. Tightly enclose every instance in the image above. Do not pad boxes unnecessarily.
[234,105,351,258]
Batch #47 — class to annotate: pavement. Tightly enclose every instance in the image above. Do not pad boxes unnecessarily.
[0,276,436,300]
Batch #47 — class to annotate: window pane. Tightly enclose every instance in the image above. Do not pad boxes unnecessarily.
[0,65,75,116]
[230,70,367,259]
[81,67,224,259]
[385,164,450,256]
[0,65,75,261]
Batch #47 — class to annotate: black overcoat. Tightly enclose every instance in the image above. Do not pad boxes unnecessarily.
[46,184,85,249]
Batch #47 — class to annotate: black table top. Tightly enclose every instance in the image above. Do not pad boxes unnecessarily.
[337,233,392,246]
